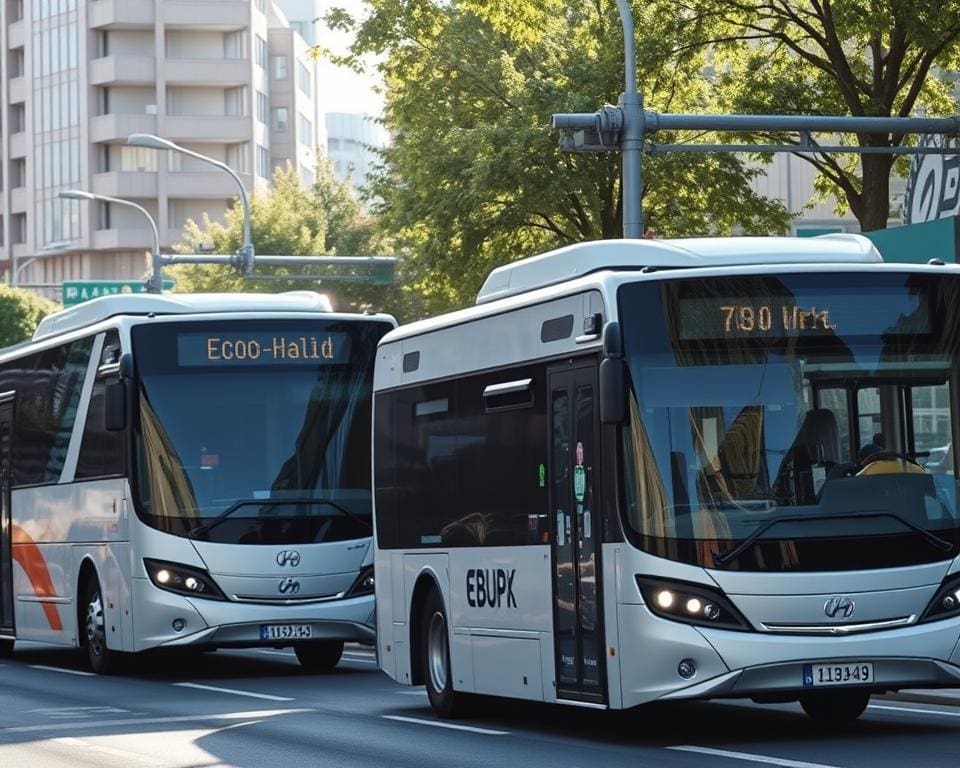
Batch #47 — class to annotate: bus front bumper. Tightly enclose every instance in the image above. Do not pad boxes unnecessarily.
[131,578,375,652]
[618,603,960,707]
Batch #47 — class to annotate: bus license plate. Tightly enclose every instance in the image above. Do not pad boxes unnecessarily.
[260,624,312,641]
[803,662,873,687]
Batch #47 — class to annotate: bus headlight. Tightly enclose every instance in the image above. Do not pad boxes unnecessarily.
[636,576,751,631]
[346,565,375,597]
[919,573,960,623]
[144,559,226,601]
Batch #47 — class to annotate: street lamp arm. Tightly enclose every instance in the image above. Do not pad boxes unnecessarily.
[127,134,253,272]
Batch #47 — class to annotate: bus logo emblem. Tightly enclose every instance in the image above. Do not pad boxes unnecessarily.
[276,550,301,567]
[824,596,855,619]
[278,578,301,595]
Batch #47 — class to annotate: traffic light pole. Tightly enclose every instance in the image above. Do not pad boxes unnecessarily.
[553,3,960,238]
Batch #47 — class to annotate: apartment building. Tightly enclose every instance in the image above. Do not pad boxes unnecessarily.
[325,111,387,193]
[0,0,315,294]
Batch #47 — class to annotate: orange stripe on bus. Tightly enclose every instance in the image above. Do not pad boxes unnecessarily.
[11,525,63,631]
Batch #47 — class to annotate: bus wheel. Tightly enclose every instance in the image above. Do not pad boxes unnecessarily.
[83,577,118,675]
[422,589,470,718]
[799,690,870,722]
[294,640,344,672]
[0,639,12,658]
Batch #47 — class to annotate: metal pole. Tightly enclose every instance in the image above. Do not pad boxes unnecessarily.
[614,0,643,238]
[60,191,162,292]
[127,135,253,273]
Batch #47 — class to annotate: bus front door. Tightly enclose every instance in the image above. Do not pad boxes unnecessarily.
[549,365,605,704]
[0,399,13,640]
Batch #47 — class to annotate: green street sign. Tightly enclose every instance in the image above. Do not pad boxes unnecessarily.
[62,279,175,307]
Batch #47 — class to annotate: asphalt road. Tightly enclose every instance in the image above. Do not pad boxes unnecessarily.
[1,643,959,768]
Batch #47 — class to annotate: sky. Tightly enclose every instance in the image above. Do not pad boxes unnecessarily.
[312,0,385,117]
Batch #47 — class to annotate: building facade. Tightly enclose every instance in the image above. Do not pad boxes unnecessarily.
[324,111,386,193]
[0,0,315,296]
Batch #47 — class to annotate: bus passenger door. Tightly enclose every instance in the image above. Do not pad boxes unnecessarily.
[0,399,13,640]
[549,365,605,704]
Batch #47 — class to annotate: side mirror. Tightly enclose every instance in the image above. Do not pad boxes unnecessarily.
[599,357,627,424]
[104,380,127,431]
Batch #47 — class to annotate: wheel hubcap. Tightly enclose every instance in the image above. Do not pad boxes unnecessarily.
[427,610,448,693]
[86,591,106,658]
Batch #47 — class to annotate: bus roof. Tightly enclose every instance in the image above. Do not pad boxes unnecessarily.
[475,234,883,305]
[33,291,335,342]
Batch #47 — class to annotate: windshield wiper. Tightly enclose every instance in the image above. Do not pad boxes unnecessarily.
[189,497,371,538]
[713,509,953,568]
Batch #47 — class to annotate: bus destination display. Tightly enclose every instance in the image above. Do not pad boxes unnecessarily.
[677,290,930,341]
[177,330,352,366]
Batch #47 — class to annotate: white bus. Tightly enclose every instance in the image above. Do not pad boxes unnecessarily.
[0,291,394,673]
[372,235,960,721]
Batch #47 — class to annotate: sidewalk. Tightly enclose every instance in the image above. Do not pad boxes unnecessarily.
[880,689,960,706]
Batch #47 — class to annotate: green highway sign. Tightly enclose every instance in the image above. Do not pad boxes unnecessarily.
[62,280,175,307]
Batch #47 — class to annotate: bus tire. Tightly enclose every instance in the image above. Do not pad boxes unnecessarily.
[83,576,119,675]
[422,588,471,718]
[294,640,344,672]
[0,639,12,658]
[799,690,870,723]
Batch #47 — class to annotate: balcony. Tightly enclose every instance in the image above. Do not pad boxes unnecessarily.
[90,113,157,143]
[8,76,25,104]
[88,0,154,29]
[163,1,249,29]
[8,19,24,49]
[167,170,253,198]
[165,58,251,87]
[9,132,26,158]
[92,171,158,199]
[163,115,251,142]
[10,187,27,213]
[90,55,155,86]
[93,228,155,251]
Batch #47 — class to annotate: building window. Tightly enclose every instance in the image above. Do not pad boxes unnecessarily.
[297,61,311,95]
[272,107,288,133]
[224,85,248,117]
[256,144,270,179]
[256,90,268,125]
[299,163,314,186]
[223,30,246,60]
[226,143,249,174]
[297,114,313,147]
[255,34,267,70]
[254,0,265,12]
[119,146,158,172]
[271,55,288,80]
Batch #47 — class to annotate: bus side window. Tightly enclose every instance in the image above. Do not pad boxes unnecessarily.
[75,377,125,480]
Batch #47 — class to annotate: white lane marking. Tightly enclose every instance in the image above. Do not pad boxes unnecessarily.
[394,690,427,696]
[28,664,95,676]
[869,703,960,718]
[382,715,508,735]
[173,682,294,701]
[258,649,294,656]
[668,746,840,768]
[30,706,134,719]
[0,708,313,735]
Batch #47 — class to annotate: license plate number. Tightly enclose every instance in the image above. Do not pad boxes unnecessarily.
[803,662,873,687]
[260,624,312,641]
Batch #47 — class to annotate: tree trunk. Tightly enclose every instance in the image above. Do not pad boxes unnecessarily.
[857,154,895,232]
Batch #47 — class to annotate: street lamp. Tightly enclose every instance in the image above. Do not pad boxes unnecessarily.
[127,133,253,274]
[59,190,164,293]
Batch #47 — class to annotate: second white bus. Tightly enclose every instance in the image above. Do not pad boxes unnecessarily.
[372,235,960,721]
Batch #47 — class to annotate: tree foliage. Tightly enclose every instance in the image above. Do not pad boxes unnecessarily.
[680,0,960,230]
[0,286,59,348]
[330,0,792,313]
[172,163,417,319]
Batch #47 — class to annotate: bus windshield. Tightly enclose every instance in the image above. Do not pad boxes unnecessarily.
[131,318,391,544]
[617,272,960,571]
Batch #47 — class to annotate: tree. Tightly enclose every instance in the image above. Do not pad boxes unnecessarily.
[680,0,960,231]
[172,163,417,319]
[0,286,59,348]
[328,0,792,313]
